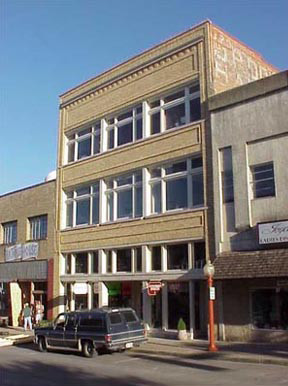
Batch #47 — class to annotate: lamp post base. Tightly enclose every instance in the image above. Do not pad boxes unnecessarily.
[208,344,218,352]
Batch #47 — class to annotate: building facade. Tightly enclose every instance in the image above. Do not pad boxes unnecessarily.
[210,71,288,342]
[55,20,276,337]
[0,178,57,326]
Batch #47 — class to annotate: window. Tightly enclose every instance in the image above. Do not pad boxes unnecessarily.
[109,312,122,325]
[252,288,288,330]
[29,215,47,240]
[148,83,200,135]
[106,105,143,150]
[149,157,203,214]
[135,247,142,272]
[2,221,17,245]
[116,249,132,272]
[75,253,88,274]
[251,162,275,199]
[65,182,99,227]
[220,147,234,203]
[167,244,188,270]
[66,254,72,274]
[122,310,137,323]
[106,250,112,273]
[151,246,161,271]
[194,242,205,269]
[66,121,101,163]
[80,316,104,328]
[105,171,142,221]
[92,251,99,274]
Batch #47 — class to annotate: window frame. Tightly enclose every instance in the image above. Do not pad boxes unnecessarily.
[29,215,48,241]
[250,162,276,199]
[2,221,17,245]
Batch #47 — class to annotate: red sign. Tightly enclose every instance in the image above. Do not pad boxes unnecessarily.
[147,281,162,296]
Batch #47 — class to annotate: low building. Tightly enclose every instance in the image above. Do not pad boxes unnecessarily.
[210,71,288,342]
[0,176,57,326]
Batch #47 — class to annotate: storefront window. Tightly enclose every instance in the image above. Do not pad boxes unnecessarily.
[252,288,288,330]
[167,244,188,270]
[75,253,88,274]
[168,282,190,330]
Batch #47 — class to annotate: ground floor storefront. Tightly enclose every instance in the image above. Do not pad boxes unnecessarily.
[61,279,208,339]
[0,259,53,327]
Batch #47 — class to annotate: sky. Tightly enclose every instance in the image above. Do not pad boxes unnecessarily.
[1,0,287,195]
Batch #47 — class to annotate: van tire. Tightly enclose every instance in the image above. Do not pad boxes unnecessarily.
[82,341,94,358]
[38,337,47,352]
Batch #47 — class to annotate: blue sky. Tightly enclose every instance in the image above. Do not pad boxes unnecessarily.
[1,0,287,195]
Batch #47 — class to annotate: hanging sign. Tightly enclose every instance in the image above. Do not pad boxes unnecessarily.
[258,220,288,244]
[147,281,162,296]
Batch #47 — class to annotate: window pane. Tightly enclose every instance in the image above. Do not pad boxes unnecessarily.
[165,161,186,175]
[135,247,142,272]
[92,251,99,274]
[255,180,275,198]
[253,163,275,198]
[166,178,187,210]
[76,187,89,196]
[222,171,234,203]
[150,167,161,178]
[66,254,72,274]
[107,193,113,221]
[76,199,90,225]
[78,128,91,136]
[189,84,200,94]
[194,242,205,269]
[117,189,132,218]
[151,112,160,134]
[136,118,143,140]
[164,90,185,103]
[93,131,101,154]
[165,103,185,129]
[190,97,201,122]
[192,172,204,206]
[108,128,114,149]
[167,244,188,270]
[152,246,161,271]
[68,142,75,162]
[135,186,142,217]
[107,251,112,273]
[116,249,131,272]
[191,157,203,169]
[118,122,133,146]
[75,253,88,273]
[92,195,99,224]
[78,137,91,159]
[151,182,161,213]
[116,175,132,186]
[150,100,160,108]
[118,110,133,121]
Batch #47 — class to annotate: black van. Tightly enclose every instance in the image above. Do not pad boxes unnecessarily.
[34,307,147,358]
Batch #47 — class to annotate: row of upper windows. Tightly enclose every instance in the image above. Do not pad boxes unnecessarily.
[64,241,206,275]
[65,83,201,164]
[1,215,48,245]
[64,157,204,229]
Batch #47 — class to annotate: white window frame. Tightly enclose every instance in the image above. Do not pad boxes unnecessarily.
[29,215,48,241]
[2,221,17,245]
[149,156,203,215]
[106,105,143,150]
[105,171,143,222]
[148,83,200,135]
[65,183,100,228]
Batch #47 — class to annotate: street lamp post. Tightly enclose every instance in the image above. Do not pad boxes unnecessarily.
[203,260,218,352]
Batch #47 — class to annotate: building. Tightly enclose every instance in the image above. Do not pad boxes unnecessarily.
[0,176,56,326]
[210,71,288,342]
[55,20,276,338]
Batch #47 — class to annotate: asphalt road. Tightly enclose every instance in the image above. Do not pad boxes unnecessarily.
[0,343,287,386]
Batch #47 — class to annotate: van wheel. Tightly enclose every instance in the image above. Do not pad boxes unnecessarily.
[38,337,47,352]
[82,341,94,358]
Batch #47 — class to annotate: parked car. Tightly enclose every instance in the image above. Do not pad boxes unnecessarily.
[34,307,147,358]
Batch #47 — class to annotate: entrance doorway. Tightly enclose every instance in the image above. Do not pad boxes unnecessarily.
[168,282,189,329]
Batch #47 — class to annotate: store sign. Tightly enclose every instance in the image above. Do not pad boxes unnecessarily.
[5,242,38,262]
[209,287,216,300]
[74,283,88,295]
[258,221,288,244]
[147,281,162,296]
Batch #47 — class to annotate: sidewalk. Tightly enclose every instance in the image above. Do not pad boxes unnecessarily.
[0,325,287,366]
[133,337,288,366]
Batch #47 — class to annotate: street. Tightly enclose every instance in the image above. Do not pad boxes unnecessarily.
[0,344,287,386]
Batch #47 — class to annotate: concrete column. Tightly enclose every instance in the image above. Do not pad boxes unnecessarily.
[189,280,196,340]
[70,283,75,311]
[99,282,109,307]
[142,281,151,327]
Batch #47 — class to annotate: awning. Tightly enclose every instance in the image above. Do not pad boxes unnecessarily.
[0,260,48,282]
[213,249,288,280]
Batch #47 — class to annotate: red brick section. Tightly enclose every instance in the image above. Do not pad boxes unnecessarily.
[213,249,288,279]
[47,259,54,320]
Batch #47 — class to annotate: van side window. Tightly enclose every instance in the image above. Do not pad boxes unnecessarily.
[80,315,104,327]
[109,313,122,325]
[122,310,137,323]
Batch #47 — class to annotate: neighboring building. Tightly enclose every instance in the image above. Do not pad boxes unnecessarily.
[55,20,276,338]
[210,71,288,342]
[0,177,56,326]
